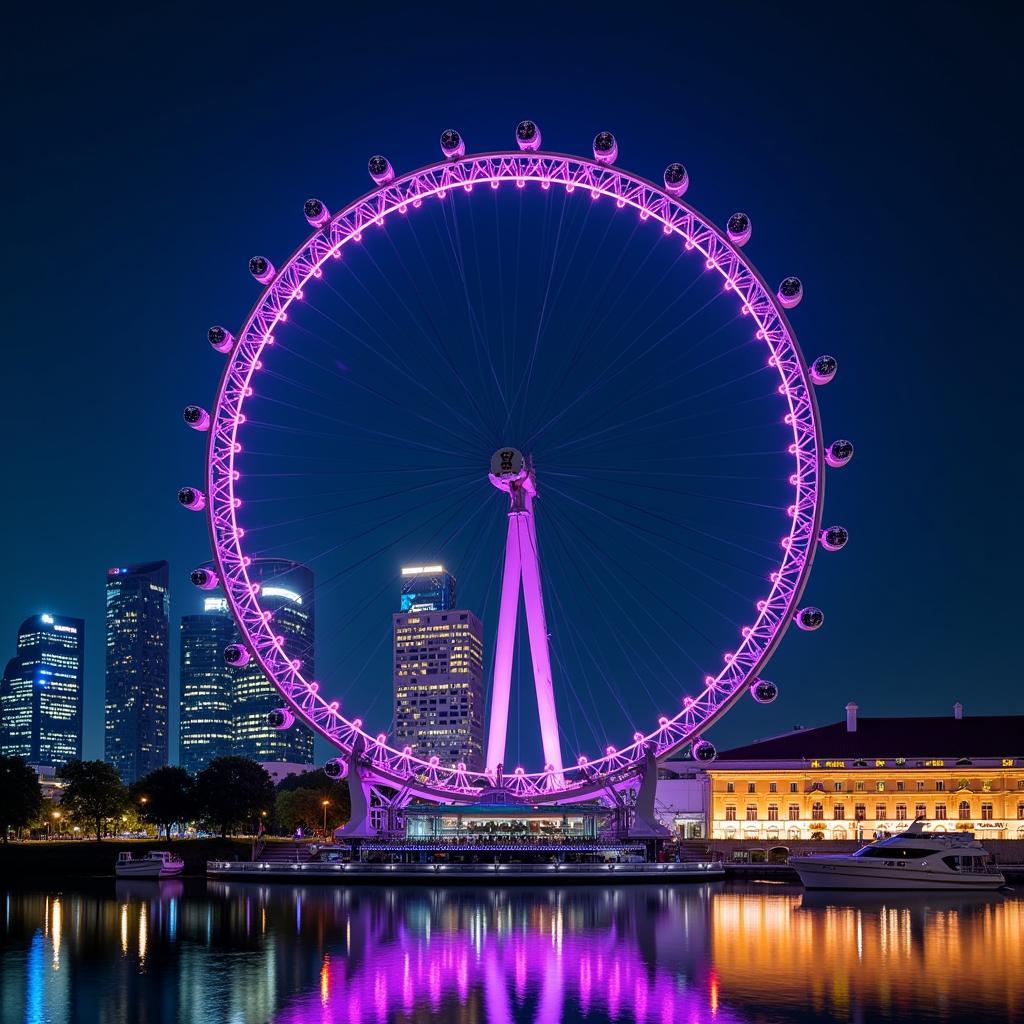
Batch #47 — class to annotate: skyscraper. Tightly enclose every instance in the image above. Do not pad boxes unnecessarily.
[104,561,170,784]
[0,613,84,766]
[231,559,314,765]
[178,597,236,775]
[400,564,456,612]
[393,566,485,769]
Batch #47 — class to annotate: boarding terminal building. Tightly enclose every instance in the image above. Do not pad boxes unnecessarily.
[706,703,1024,842]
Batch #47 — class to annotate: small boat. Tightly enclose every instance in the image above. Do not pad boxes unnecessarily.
[790,820,1005,891]
[115,850,185,879]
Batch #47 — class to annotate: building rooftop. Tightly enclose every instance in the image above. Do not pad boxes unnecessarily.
[716,714,1024,761]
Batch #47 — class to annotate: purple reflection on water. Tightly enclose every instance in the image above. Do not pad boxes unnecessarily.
[270,886,738,1024]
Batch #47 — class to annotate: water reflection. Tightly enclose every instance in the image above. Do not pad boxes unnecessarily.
[1,881,1021,1023]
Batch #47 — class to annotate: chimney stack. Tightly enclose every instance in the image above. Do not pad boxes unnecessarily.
[845,702,858,732]
[954,702,963,720]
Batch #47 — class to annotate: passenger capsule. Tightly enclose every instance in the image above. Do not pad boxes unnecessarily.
[368,155,394,185]
[268,707,295,730]
[190,567,219,590]
[750,678,779,704]
[810,354,838,385]
[440,129,464,158]
[249,256,275,284]
[663,162,689,196]
[516,120,541,151]
[691,739,717,763]
[796,606,824,631]
[223,643,250,666]
[182,405,210,431]
[323,757,349,780]
[820,525,849,551]
[777,276,803,308]
[177,486,205,511]
[593,131,618,164]
[208,325,233,353]
[727,212,751,246]
[826,439,854,468]
[303,198,330,228]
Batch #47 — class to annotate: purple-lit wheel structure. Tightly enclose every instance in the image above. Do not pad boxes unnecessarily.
[183,125,849,805]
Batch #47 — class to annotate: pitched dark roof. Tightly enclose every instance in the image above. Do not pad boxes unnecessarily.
[716,716,1024,761]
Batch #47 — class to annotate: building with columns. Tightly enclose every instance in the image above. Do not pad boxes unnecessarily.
[705,703,1024,841]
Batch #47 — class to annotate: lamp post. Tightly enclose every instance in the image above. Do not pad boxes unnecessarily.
[322,800,330,839]
[51,811,61,841]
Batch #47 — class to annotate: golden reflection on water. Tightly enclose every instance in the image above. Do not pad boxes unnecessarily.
[711,889,1024,1022]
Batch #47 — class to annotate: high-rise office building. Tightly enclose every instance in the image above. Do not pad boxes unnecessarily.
[0,613,84,766]
[393,566,485,769]
[104,561,170,784]
[178,597,237,776]
[400,564,456,612]
[231,559,314,765]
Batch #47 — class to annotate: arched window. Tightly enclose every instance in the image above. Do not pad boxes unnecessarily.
[1018,803,1024,820]
[833,826,847,840]
[811,802,824,820]
[833,803,845,820]
[958,800,971,820]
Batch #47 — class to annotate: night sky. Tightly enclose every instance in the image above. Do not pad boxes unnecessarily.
[6,3,1021,767]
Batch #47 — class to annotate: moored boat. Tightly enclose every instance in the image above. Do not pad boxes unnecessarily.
[115,850,185,879]
[790,820,1005,890]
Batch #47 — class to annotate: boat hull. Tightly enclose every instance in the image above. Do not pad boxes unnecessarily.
[115,862,184,879]
[792,859,1004,891]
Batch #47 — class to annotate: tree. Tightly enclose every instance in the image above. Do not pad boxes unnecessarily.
[59,760,129,841]
[194,757,274,838]
[0,755,43,842]
[130,766,195,840]
[275,768,351,826]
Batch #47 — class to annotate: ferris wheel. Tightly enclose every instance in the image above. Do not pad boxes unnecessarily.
[178,122,852,806]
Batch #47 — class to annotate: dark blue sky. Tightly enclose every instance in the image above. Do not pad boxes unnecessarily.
[6,3,1021,765]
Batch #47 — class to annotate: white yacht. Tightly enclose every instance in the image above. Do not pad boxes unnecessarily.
[115,850,185,879]
[790,820,1005,890]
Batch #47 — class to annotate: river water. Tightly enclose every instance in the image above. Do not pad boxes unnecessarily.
[1,881,1020,1023]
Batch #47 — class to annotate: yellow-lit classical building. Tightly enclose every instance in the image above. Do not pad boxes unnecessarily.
[707,703,1024,841]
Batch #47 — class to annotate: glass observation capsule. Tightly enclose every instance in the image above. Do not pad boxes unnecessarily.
[249,256,275,284]
[820,525,849,551]
[692,739,717,763]
[727,212,751,246]
[440,128,464,158]
[750,678,779,704]
[811,354,838,385]
[826,439,854,468]
[304,198,330,228]
[516,119,541,151]
[190,567,219,590]
[177,486,205,511]
[182,404,210,431]
[208,325,233,353]
[368,155,394,185]
[268,707,295,730]
[324,757,349,779]
[663,162,689,196]
[593,131,618,164]
[796,606,824,631]
[223,643,250,667]
[777,276,803,309]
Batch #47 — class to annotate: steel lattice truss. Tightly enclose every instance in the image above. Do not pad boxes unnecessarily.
[203,149,825,804]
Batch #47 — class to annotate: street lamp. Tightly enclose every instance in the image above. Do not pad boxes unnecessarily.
[322,800,330,839]
[51,811,62,841]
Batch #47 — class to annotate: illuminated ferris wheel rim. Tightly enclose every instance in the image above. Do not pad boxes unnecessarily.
[190,128,842,803]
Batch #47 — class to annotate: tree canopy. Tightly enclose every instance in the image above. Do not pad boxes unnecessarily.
[194,757,275,838]
[0,755,44,842]
[130,765,195,839]
[59,760,129,841]
[273,768,351,835]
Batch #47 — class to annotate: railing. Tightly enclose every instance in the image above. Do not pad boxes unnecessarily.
[208,860,724,876]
